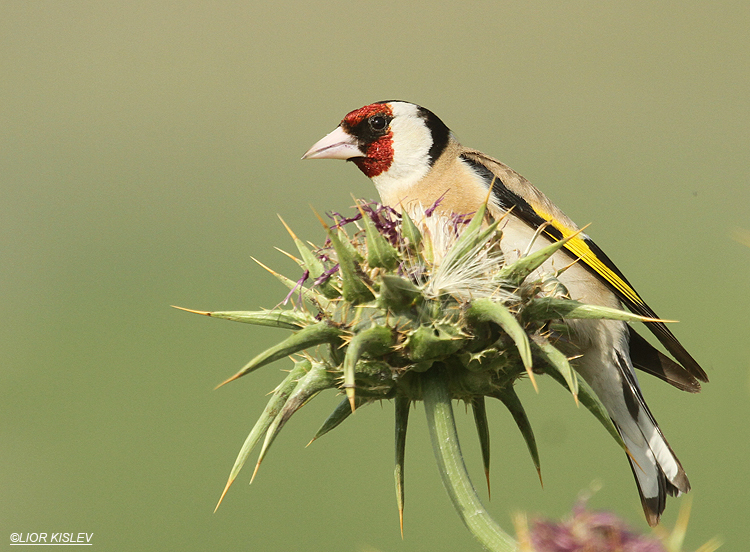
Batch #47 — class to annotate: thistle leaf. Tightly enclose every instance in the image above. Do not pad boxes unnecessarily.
[252,361,335,481]
[338,227,363,261]
[356,200,400,270]
[523,297,668,324]
[460,348,506,372]
[308,396,369,444]
[495,230,580,287]
[378,274,423,312]
[438,195,498,273]
[278,215,340,299]
[278,215,324,273]
[532,335,578,403]
[465,298,536,391]
[343,325,394,411]
[326,226,374,304]
[492,388,541,485]
[452,198,489,249]
[445,219,501,272]
[406,323,465,362]
[394,396,410,537]
[400,209,422,251]
[443,220,500,276]
[421,224,436,265]
[214,359,310,511]
[217,321,342,387]
[172,306,314,330]
[471,396,492,498]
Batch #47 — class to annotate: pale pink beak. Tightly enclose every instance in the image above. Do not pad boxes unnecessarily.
[302,126,365,160]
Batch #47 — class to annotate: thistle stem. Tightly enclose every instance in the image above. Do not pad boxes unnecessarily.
[422,366,517,552]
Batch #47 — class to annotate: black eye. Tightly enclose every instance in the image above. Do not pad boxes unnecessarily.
[369,115,387,131]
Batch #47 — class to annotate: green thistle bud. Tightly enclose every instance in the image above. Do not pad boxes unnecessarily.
[178,199,669,551]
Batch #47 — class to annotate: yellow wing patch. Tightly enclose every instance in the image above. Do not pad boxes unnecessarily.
[532,207,644,307]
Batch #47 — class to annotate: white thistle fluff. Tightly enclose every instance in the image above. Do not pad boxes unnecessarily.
[401,203,518,303]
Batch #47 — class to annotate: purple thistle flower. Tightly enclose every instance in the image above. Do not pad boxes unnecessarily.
[316,250,333,263]
[327,210,362,229]
[283,270,309,305]
[313,264,339,286]
[531,501,667,552]
[451,211,474,229]
[424,189,449,216]
[359,201,401,245]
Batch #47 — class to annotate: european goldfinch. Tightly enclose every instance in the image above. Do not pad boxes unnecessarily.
[302,100,707,526]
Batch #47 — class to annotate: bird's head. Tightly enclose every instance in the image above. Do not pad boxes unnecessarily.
[303,101,451,200]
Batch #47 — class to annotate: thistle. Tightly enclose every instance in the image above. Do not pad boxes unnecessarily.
[517,496,721,552]
[177,198,669,552]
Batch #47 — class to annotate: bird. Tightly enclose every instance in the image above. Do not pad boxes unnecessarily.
[302,100,707,526]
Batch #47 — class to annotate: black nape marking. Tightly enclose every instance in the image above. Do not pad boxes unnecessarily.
[416,106,450,167]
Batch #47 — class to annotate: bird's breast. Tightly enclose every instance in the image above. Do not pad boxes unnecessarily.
[375,154,492,217]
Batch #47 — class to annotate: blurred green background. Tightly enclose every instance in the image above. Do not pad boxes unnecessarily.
[2,1,748,550]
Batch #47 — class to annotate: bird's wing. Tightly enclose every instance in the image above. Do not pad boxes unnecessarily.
[628,326,701,392]
[460,150,707,384]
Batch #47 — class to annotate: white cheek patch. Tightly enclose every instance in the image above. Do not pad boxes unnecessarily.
[371,102,434,198]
